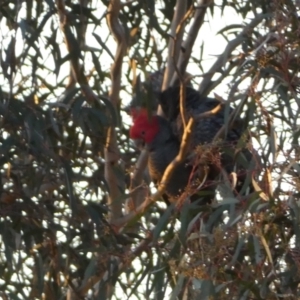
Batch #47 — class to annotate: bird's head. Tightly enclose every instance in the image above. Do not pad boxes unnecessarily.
[129,108,160,146]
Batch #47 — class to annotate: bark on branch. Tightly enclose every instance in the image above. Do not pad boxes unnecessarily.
[105,0,127,222]
[170,0,212,86]
[161,0,187,92]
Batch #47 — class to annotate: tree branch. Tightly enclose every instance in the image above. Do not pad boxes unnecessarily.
[198,13,267,95]
[161,0,187,92]
[171,0,212,86]
[126,149,149,214]
[157,118,194,199]
[105,0,127,222]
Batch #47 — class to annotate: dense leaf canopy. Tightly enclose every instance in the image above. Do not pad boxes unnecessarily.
[0,0,300,299]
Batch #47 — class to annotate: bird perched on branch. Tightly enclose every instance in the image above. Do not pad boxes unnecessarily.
[129,86,255,204]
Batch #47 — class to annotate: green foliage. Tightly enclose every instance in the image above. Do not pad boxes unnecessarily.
[0,0,300,299]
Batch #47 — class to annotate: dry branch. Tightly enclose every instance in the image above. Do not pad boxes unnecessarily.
[180,84,188,129]
[158,117,194,197]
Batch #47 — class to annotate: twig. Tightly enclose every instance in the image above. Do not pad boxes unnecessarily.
[179,84,187,129]
[193,103,222,120]
[158,118,194,197]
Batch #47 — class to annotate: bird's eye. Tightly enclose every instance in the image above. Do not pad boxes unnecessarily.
[141,130,145,136]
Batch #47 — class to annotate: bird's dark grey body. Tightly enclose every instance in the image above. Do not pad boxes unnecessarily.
[131,86,254,202]
[159,87,245,145]
[159,87,252,174]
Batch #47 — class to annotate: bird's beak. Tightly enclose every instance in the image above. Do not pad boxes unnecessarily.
[132,138,145,150]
